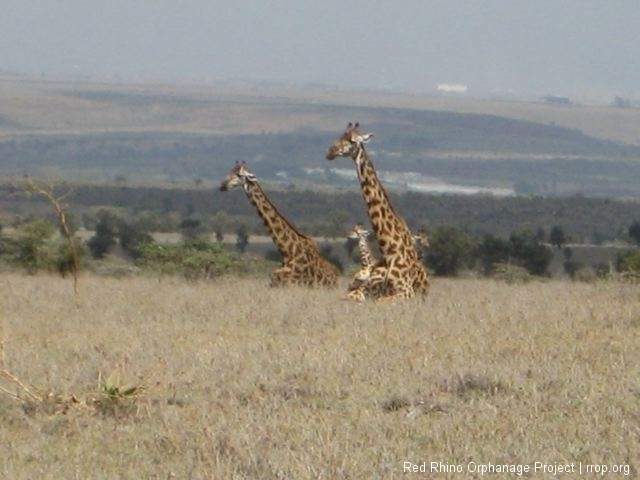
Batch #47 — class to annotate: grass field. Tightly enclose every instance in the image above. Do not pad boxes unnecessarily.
[1,273,638,478]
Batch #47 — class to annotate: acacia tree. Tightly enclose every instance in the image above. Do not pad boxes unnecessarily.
[550,225,567,248]
[24,177,81,305]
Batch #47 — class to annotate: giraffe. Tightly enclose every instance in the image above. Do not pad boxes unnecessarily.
[326,123,430,301]
[344,223,431,301]
[220,162,338,287]
[346,223,376,290]
[413,229,430,261]
[346,223,428,286]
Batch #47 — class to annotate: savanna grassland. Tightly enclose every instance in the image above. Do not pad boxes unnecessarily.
[1,273,639,479]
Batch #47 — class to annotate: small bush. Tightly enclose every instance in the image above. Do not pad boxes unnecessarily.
[492,262,532,283]
[617,251,640,273]
[136,239,243,279]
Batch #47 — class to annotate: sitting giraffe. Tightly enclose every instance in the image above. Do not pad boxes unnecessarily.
[220,162,338,288]
[413,229,430,260]
[345,224,430,301]
[347,223,376,290]
[327,123,430,301]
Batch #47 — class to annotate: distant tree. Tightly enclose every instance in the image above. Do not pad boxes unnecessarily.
[629,221,640,246]
[476,234,510,275]
[235,224,249,253]
[550,225,567,248]
[180,218,202,240]
[562,247,581,277]
[87,212,117,259]
[119,220,154,258]
[424,226,473,276]
[509,228,553,276]
[211,211,232,241]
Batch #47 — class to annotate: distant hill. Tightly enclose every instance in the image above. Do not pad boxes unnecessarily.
[1,78,640,198]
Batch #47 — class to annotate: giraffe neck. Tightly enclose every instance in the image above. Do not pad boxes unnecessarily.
[357,235,375,269]
[353,146,416,262]
[243,181,309,258]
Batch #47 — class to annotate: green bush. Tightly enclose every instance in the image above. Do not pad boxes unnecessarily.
[0,219,86,275]
[425,226,473,276]
[492,263,532,284]
[136,239,243,279]
[508,228,553,276]
[617,250,640,273]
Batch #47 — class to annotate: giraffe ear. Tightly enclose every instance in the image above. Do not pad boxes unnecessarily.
[355,132,374,144]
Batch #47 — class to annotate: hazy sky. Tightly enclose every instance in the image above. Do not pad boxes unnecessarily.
[2,1,640,100]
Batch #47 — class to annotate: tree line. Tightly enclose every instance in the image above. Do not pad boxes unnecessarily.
[3,207,640,282]
[3,182,638,243]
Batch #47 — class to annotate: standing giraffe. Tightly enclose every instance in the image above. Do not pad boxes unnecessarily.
[326,123,430,300]
[220,162,338,287]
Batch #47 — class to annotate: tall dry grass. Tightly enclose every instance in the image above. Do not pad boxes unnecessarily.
[1,273,638,478]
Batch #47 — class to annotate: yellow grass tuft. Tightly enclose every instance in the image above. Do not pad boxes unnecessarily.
[0,273,638,478]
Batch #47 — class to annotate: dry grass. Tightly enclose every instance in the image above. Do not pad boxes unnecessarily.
[1,272,639,478]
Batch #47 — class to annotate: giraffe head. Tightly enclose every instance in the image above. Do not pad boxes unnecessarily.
[413,229,430,248]
[412,229,430,261]
[347,223,370,241]
[219,161,257,191]
[326,122,374,160]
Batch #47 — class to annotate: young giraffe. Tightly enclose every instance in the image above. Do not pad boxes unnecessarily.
[220,162,338,287]
[326,123,430,301]
[346,224,430,301]
[346,223,376,290]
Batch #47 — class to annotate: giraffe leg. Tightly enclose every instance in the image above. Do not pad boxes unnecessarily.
[374,277,415,302]
[270,265,294,286]
[342,288,366,302]
[376,289,415,302]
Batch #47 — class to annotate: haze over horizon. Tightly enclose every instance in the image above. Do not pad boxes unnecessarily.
[2,1,640,102]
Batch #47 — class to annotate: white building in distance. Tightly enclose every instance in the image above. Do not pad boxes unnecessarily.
[436,84,468,94]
